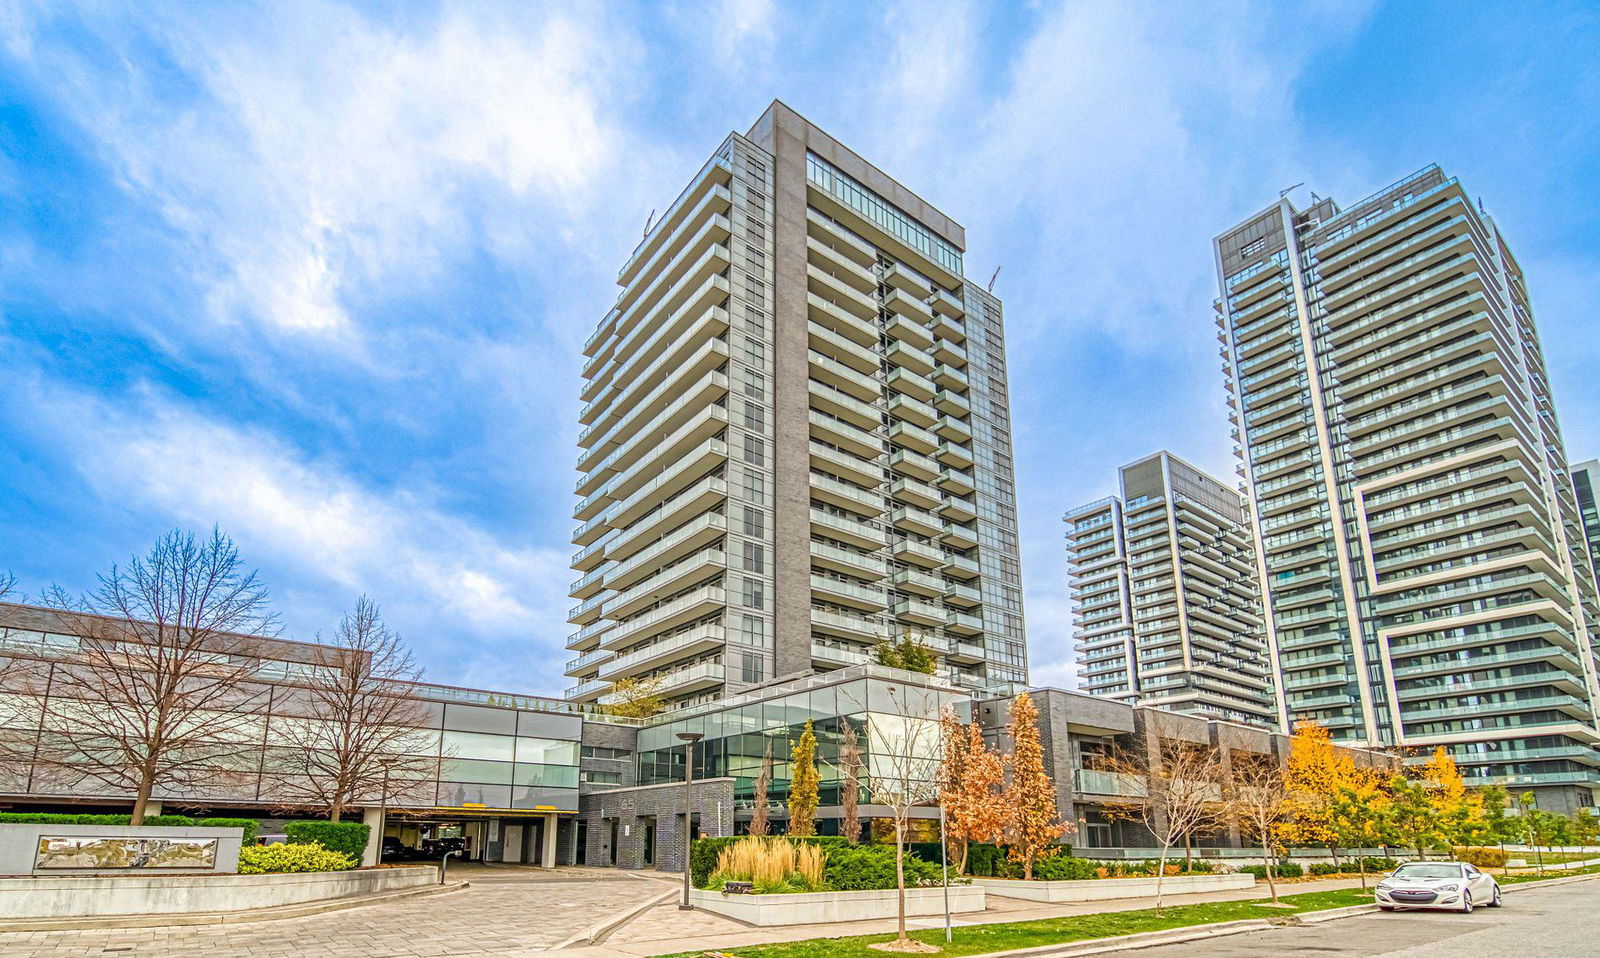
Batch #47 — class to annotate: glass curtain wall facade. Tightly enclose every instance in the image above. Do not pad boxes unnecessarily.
[1571,460,1600,598]
[1214,166,1600,807]
[633,665,957,828]
[1065,452,1274,724]
[566,102,1028,710]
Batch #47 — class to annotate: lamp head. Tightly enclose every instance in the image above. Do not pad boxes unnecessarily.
[677,732,705,743]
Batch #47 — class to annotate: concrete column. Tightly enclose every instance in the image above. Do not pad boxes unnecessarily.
[361,806,386,867]
[144,801,163,817]
[542,814,559,868]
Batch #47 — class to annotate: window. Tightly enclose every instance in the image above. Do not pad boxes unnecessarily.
[582,770,622,785]
[741,576,766,610]
[744,436,765,466]
[742,506,765,536]
[742,542,766,574]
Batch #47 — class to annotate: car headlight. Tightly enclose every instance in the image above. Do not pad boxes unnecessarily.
[1375,882,1391,890]
[1438,884,1458,892]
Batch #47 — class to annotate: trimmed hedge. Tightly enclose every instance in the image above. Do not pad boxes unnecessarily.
[1455,846,1509,868]
[691,836,849,888]
[967,843,1006,878]
[1242,862,1303,879]
[238,842,355,874]
[823,843,942,890]
[198,817,260,844]
[0,812,197,827]
[285,821,371,860]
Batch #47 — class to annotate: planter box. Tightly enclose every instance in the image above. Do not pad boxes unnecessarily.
[0,865,437,919]
[690,884,986,926]
[974,873,1255,902]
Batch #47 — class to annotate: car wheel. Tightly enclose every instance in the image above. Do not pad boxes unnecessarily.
[1489,886,1503,908]
[1460,891,1473,914]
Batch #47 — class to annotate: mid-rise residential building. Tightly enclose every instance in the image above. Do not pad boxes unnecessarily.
[1215,165,1600,810]
[565,102,1027,711]
[1065,451,1275,725]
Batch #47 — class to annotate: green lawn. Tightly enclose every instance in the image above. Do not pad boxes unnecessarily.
[665,867,1600,958]
[659,888,1372,958]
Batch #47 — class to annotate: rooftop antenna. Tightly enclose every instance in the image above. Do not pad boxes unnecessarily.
[987,265,1002,293]
[1278,182,1304,199]
[642,208,657,238]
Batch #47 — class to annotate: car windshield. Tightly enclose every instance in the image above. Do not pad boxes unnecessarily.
[1392,864,1462,879]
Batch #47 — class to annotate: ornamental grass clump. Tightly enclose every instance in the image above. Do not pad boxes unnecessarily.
[706,836,826,893]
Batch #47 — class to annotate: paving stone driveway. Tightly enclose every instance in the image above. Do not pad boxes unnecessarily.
[0,867,673,958]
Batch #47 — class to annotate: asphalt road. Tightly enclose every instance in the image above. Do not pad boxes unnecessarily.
[1113,878,1597,957]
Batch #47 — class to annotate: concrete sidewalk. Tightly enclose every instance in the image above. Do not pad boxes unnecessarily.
[560,876,1368,958]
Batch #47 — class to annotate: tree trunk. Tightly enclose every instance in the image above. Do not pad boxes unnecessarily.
[895,818,908,941]
[1184,835,1193,871]
[1262,841,1278,903]
[330,801,343,824]
[1155,844,1170,912]
[1329,844,1341,871]
[1357,856,1368,892]
[130,775,155,826]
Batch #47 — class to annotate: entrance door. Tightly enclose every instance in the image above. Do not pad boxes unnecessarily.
[501,824,524,863]
[575,821,588,866]
[642,822,656,866]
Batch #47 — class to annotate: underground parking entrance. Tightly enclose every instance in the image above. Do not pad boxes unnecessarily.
[380,806,572,867]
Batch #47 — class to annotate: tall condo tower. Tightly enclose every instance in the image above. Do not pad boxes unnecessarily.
[1215,166,1600,810]
[1571,459,1600,597]
[1065,451,1275,725]
[566,102,1027,710]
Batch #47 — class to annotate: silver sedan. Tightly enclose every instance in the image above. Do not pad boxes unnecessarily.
[1375,861,1502,913]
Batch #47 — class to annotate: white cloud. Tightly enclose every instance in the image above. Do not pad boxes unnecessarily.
[27,376,572,693]
[6,1,632,345]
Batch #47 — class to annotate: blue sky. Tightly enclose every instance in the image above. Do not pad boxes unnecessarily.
[2,1,1597,694]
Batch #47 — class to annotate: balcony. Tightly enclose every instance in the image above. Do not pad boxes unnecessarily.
[936,415,971,442]
[806,206,877,267]
[932,314,965,344]
[807,290,880,347]
[810,409,884,459]
[934,389,970,416]
[811,380,882,430]
[603,547,724,621]
[932,338,967,367]
[938,468,975,495]
[810,540,889,580]
[604,512,728,592]
[942,522,979,550]
[891,448,941,481]
[601,585,726,649]
[889,420,940,454]
[809,320,880,374]
[811,574,889,611]
[885,313,934,350]
[892,538,946,569]
[938,495,976,522]
[947,610,983,636]
[811,349,882,402]
[931,287,965,319]
[883,287,935,324]
[932,364,969,390]
[894,597,946,627]
[891,505,944,537]
[887,367,936,402]
[881,262,933,299]
[1073,768,1145,797]
[598,623,725,681]
[811,608,890,642]
[890,476,942,509]
[606,476,728,563]
[945,553,980,579]
[631,661,725,699]
[811,504,883,545]
[811,641,875,667]
[810,472,884,515]
[945,581,982,607]
[888,393,939,428]
[886,340,936,375]
[806,239,877,296]
[937,441,974,469]
[810,440,883,488]
[950,640,985,664]
[892,567,945,597]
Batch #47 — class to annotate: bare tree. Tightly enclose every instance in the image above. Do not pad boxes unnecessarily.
[30,529,278,824]
[1102,712,1230,911]
[839,718,863,844]
[270,597,436,822]
[748,740,773,836]
[0,571,35,786]
[0,571,15,599]
[1230,754,1291,903]
[864,682,943,952]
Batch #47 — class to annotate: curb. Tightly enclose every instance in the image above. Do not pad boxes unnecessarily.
[946,871,1597,958]
[0,879,469,932]
[551,883,683,950]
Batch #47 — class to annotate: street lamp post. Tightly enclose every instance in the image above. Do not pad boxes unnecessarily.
[677,732,705,910]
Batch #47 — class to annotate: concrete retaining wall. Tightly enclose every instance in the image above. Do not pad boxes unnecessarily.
[689,884,986,926]
[974,872,1256,902]
[0,865,437,919]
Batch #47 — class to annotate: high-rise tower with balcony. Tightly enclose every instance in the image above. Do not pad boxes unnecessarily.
[565,102,1027,711]
[1065,451,1275,725]
[1215,166,1600,810]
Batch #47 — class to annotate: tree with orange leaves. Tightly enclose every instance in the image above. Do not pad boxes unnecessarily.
[1001,691,1072,879]
[939,708,1007,874]
[1280,720,1358,865]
